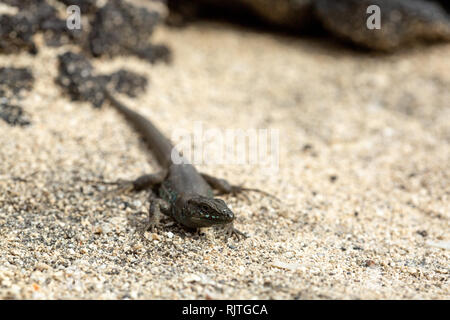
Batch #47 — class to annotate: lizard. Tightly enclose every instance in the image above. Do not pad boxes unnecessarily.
[101,89,274,239]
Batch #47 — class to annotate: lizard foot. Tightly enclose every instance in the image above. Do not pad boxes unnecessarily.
[194,228,207,238]
[144,197,166,234]
[225,223,248,240]
[143,221,159,233]
[230,186,280,202]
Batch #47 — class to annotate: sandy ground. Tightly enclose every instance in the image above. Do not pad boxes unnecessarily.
[0,22,449,299]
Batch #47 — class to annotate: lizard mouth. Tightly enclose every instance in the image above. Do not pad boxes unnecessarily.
[190,213,233,226]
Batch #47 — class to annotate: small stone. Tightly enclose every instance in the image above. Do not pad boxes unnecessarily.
[0,102,31,127]
[426,241,450,250]
[365,260,376,268]
[151,233,161,241]
[35,263,49,271]
[417,230,428,237]
[270,260,302,271]
[93,226,103,234]
[185,274,201,283]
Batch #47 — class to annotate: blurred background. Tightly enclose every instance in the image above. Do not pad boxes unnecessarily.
[0,0,449,299]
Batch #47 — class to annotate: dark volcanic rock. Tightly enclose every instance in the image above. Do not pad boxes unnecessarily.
[0,14,37,54]
[314,0,450,50]
[431,1,450,13]
[0,68,34,99]
[168,0,316,30]
[0,67,34,126]
[56,0,99,14]
[106,70,148,98]
[1,0,84,50]
[40,16,78,47]
[2,0,44,7]
[89,0,162,58]
[4,0,59,28]
[0,101,31,127]
[134,44,172,64]
[57,51,150,107]
[27,0,85,46]
[1,0,168,56]
[56,52,108,108]
[241,0,315,30]
[168,0,450,50]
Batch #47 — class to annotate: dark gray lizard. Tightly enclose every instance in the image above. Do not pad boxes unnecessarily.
[102,90,271,239]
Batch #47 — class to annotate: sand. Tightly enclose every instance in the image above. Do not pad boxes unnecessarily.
[0,22,449,299]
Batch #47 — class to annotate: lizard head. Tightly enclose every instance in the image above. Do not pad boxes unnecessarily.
[183,196,235,228]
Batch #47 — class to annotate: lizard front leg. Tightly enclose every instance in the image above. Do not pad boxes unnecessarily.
[145,194,170,232]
